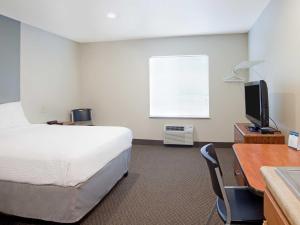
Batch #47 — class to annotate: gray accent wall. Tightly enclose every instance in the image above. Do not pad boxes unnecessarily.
[0,15,20,104]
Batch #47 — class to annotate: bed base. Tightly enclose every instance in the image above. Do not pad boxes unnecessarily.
[0,147,131,223]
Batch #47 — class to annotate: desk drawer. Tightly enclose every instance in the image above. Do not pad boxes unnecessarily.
[233,157,247,186]
[264,190,290,225]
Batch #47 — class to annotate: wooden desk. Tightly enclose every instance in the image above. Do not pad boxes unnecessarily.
[233,144,300,195]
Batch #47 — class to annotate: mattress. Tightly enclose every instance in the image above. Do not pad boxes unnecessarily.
[0,124,132,186]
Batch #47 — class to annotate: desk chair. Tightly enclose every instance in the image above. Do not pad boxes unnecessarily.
[200,144,263,225]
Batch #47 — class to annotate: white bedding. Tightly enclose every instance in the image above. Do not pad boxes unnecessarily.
[0,125,132,186]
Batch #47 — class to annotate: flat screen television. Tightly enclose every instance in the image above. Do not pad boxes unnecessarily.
[244,80,269,130]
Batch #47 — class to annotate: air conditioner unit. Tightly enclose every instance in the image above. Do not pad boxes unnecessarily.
[163,125,194,146]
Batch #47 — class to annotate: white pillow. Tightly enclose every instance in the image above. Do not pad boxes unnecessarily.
[0,101,30,129]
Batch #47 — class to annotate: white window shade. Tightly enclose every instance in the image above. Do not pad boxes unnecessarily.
[149,55,209,118]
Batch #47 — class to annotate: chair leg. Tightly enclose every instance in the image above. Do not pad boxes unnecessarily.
[205,200,217,225]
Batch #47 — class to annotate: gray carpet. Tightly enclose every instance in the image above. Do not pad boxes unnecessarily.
[0,144,236,225]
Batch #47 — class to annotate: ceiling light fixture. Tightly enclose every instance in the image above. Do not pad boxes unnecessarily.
[106,12,117,19]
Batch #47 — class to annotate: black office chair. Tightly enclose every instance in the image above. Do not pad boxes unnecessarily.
[200,144,263,225]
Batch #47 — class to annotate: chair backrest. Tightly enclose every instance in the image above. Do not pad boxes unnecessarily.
[200,143,223,200]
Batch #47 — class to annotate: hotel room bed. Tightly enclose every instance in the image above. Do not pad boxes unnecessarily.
[0,103,132,223]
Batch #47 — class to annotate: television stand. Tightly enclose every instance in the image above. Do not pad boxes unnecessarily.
[234,123,285,144]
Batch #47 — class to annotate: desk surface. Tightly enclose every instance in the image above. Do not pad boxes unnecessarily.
[233,144,300,193]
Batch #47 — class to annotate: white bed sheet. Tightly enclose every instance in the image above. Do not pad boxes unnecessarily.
[0,125,132,187]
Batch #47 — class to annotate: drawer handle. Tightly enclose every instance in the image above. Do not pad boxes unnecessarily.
[234,170,241,176]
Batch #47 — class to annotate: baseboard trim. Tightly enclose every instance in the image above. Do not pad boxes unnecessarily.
[132,139,163,146]
[132,139,234,148]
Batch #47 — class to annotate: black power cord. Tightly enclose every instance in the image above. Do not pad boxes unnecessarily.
[268,116,279,131]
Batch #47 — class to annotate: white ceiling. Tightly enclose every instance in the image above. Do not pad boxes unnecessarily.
[0,0,270,43]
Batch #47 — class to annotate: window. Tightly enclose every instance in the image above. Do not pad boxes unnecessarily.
[149,55,209,118]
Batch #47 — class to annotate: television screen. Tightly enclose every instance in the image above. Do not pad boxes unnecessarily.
[245,84,260,121]
[244,80,269,128]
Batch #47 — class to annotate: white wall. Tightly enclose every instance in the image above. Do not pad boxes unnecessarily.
[80,34,248,142]
[249,0,300,136]
[21,24,81,123]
